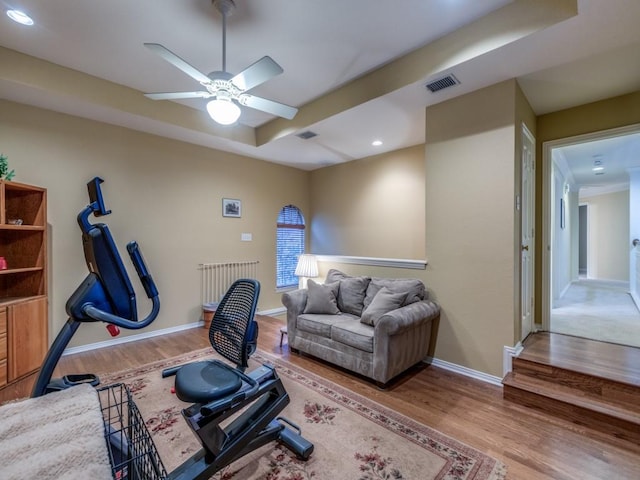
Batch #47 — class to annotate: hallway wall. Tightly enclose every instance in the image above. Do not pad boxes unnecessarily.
[579,189,630,282]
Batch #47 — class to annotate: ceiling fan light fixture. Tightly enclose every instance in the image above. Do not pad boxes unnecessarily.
[207,98,241,125]
[7,9,34,25]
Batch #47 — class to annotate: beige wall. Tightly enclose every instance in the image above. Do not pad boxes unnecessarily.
[535,90,640,322]
[424,80,522,376]
[308,80,531,377]
[581,190,630,282]
[0,100,309,347]
[309,145,425,259]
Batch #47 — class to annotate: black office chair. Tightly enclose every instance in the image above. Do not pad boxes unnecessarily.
[174,278,260,404]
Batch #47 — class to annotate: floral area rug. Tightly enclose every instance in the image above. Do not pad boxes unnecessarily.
[100,348,507,480]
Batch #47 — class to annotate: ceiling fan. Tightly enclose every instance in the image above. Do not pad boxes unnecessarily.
[143,0,297,125]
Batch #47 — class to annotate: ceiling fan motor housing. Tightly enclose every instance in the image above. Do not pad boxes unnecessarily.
[213,0,236,17]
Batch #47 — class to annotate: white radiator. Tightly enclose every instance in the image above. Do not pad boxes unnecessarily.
[199,261,259,306]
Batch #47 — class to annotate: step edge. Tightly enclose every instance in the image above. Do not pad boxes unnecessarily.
[513,357,640,389]
[503,376,640,424]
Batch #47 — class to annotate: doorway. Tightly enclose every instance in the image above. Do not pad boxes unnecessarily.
[542,124,640,348]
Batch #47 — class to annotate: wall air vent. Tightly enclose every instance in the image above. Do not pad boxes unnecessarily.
[296,130,318,140]
[425,74,460,93]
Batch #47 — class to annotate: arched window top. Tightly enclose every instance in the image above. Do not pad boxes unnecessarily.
[278,205,305,226]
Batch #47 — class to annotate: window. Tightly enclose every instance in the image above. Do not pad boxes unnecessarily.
[276,205,305,289]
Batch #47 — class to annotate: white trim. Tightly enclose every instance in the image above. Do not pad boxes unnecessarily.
[502,342,524,377]
[631,291,640,312]
[62,321,203,356]
[259,306,286,317]
[316,255,427,270]
[558,281,572,300]
[62,308,286,356]
[429,358,503,387]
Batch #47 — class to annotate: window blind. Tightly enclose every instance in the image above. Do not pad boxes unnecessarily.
[276,205,305,288]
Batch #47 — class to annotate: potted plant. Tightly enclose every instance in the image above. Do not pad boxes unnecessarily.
[0,153,15,180]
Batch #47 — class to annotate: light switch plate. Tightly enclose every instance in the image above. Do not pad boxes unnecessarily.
[241,233,252,241]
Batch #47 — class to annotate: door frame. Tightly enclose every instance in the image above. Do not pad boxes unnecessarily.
[541,123,640,331]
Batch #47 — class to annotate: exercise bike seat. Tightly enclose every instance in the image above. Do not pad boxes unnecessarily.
[174,278,260,405]
[175,361,243,403]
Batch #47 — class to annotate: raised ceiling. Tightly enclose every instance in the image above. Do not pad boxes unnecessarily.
[1,0,640,170]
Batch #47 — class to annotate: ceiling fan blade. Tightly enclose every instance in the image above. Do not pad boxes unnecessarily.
[144,91,211,100]
[144,43,211,84]
[240,94,298,120]
[231,56,283,91]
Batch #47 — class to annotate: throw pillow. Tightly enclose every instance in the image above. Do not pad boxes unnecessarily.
[303,280,340,315]
[337,276,371,316]
[325,268,350,284]
[363,278,425,309]
[360,287,407,326]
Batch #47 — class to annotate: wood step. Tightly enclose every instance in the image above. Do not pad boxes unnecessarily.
[512,357,640,409]
[503,333,640,446]
[503,371,640,445]
[517,333,640,386]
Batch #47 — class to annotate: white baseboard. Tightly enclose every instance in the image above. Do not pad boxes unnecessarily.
[429,358,503,387]
[62,309,506,389]
[631,291,640,313]
[502,342,523,377]
[62,321,204,356]
[62,308,286,356]
[259,306,286,317]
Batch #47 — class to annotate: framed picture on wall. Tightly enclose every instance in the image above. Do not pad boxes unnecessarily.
[222,198,242,218]
[560,198,565,229]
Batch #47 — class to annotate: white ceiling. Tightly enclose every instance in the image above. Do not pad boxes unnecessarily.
[1,0,640,172]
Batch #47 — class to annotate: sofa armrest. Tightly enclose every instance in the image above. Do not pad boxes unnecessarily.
[281,289,308,340]
[373,300,440,384]
[375,300,440,336]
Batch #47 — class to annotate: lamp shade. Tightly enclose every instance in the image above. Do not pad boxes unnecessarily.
[206,98,241,125]
[295,254,318,278]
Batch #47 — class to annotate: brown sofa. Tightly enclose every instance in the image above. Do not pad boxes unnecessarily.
[281,269,440,386]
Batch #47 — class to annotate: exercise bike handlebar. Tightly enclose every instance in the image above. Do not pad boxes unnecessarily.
[78,241,160,329]
[83,296,160,330]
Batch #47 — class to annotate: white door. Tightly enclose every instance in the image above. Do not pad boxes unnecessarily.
[630,167,640,310]
[521,125,535,340]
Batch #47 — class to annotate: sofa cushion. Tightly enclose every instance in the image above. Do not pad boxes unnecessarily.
[303,280,340,314]
[297,313,358,338]
[363,277,425,308]
[360,287,407,326]
[337,276,371,316]
[331,319,375,353]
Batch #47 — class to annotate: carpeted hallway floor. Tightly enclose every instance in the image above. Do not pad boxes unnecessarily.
[551,279,640,348]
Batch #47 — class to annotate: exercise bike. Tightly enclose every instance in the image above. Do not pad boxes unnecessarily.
[32,177,313,480]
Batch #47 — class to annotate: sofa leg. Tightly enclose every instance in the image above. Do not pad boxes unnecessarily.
[290,347,300,355]
[375,381,388,390]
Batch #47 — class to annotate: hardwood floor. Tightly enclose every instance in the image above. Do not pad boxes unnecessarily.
[41,317,640,479]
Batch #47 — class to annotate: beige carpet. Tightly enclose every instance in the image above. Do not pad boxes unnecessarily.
[551,279,640,348]
[100,348,506,480]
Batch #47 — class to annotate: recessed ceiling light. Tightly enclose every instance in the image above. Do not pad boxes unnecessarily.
[372,140,383,146]
[6,9,34,25]
[592,166,604,172]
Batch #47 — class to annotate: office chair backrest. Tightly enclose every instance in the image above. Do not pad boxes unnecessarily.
[209,279,260,370]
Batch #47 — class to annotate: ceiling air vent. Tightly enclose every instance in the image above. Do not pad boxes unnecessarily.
[296,130,318,140]
[425,74,460,93]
